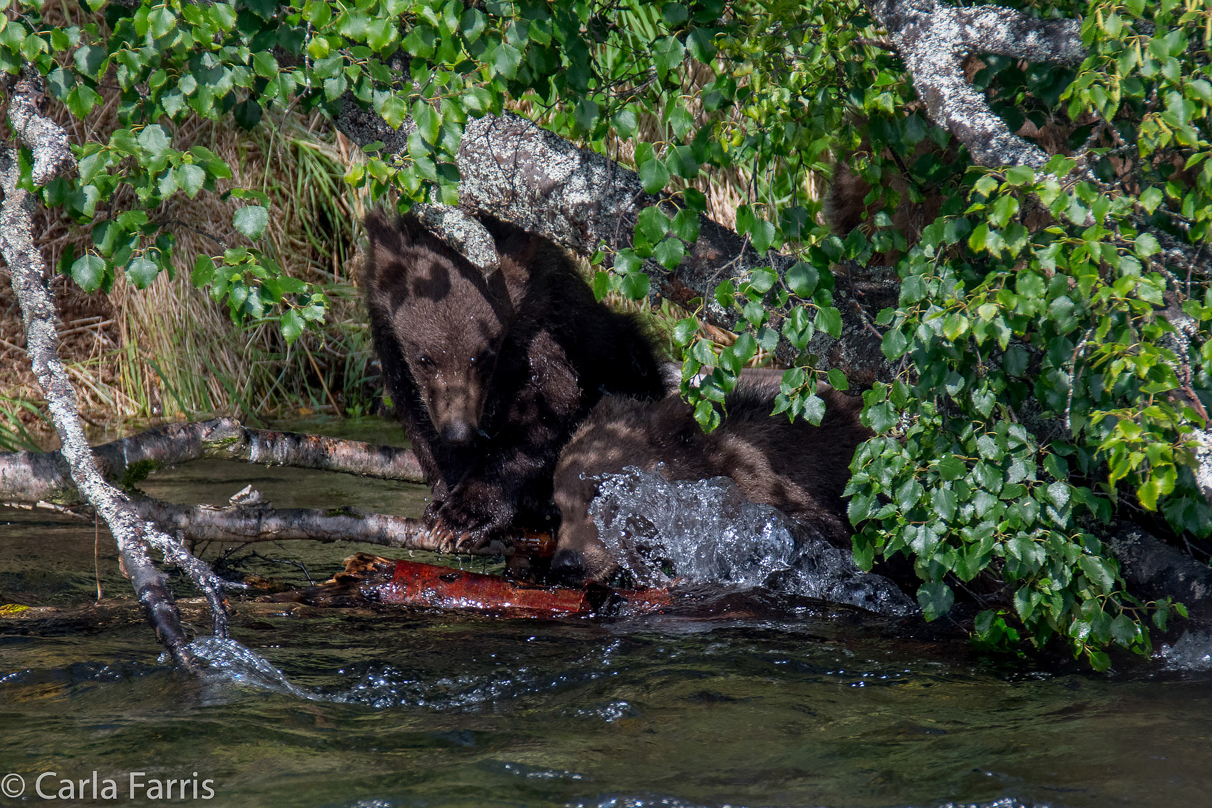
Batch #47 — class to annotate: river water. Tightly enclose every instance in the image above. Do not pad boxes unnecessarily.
[1,418,1211,808]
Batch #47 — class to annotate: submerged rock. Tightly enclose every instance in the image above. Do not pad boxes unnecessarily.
[588,466,917,616]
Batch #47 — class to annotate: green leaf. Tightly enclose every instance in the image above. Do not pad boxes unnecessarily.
[380,96,408,129]
[938,455,966,481]
[148,7,176,39]
[1135,233,1161,258]
[635,205,670,244]
[864,401,897,433]
[281,309,304,344]
[671,208,700,243]
[614,249,641,275]
[413,100,440,143]
[591,270,611,301]
[47,67,74,99]
[852,535,875,570]
[621,271,650,300]
[252,52,279,79]
[64,84,101,118]
[976,434,1003,461]
[801,394,826,425]
[786,261,817,298]
[71,254,106,292]
[917,582,954,621]
[652,35,685,79]
[176,164,206,198]
[672,317,698,346]
[661,2,689,26]
[814,306,842,338]
[367,18,398,51]
[638,154,670,194]
[209,2,237,29]
[137,124,171,157]
[74,44,105,78]
[881,327,907,360]
[1110,614,1137,646]
[653,237,685,269]
[1086,649,1111,672]
[191,254,215,287]
[460,8,486,43]
[125,256,160,289]
[491,42,521,79]
[614,108,638,139]
[233,206,269,240]
[694,397,721,431]
[1079,555,1116,594]
[749,267,776,294]
[1140,187,1164,214]
[1047,481,1070,510]
[686,27,716,63]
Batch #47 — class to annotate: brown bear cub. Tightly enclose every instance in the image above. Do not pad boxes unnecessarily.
[550,373,872,585]
[362,212,665,548]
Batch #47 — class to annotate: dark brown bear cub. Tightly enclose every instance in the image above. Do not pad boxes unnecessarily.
[550,374,872,584]
[362,212,665,547]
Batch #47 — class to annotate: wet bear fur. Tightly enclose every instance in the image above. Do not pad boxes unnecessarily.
[361,212,666,545]
[550,372,873,584]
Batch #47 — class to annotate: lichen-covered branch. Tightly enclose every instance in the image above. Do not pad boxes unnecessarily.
[0,78,226,667]
[868,0,1084,168]
[0,417,424,507]
[7,77,75,185]
[411,202,500,270]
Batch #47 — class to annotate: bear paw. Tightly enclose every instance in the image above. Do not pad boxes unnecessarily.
[424,493,510,553]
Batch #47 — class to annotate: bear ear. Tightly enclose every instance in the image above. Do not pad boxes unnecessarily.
[364,210,407,247]
[363,211,419,284]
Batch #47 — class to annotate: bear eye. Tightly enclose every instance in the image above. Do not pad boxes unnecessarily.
[416,355,435,368]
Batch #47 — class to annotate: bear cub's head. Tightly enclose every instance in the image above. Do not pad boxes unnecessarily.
[363,212,511,445]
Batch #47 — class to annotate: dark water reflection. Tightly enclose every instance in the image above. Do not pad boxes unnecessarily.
[1,418,1210,808]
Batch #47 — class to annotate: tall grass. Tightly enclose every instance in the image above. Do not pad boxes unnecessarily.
[0,396,47,452]
[2,100,379,435]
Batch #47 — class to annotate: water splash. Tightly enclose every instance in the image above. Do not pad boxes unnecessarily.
[1159,630,1212,671]
[187,636,318,700]
[589,467,916,616]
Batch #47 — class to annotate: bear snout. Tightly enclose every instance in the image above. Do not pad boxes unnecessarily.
[549,548,591,586]
[439,420,476,445]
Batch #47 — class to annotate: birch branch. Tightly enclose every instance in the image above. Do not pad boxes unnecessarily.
[122,495,551,558]
[867,0,1085,168]
[0,417,423,506]
[0,77,226,668]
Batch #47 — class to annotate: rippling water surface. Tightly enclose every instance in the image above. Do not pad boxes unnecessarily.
[2,418,1211,808]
